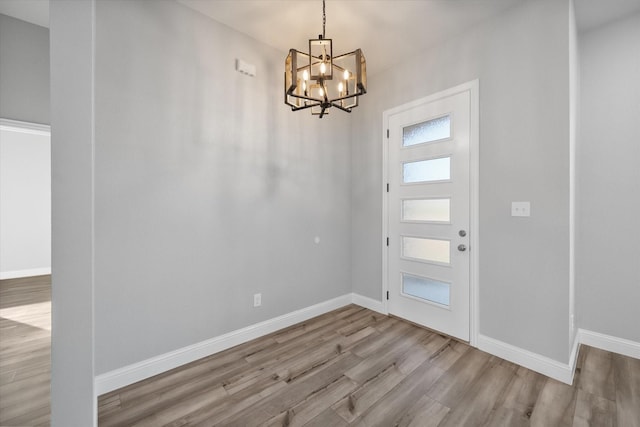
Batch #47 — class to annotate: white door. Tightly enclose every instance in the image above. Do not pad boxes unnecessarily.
[386,88,471,341]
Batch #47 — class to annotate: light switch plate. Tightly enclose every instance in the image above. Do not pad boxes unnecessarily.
[511,201,531,217]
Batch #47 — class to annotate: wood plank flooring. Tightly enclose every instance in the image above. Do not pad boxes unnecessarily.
[97,305,640,427]
[2,276,639,426]
[0,275,51,427]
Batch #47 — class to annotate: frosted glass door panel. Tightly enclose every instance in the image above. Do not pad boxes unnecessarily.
[402,274,450,306]
[403,115,451,147]
[402,198,450,222]
[403,157,450,183]
[402,236,450,264]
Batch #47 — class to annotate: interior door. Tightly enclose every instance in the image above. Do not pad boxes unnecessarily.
[386,89,471,341]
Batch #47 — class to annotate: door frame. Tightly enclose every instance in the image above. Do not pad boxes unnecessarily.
[382,79,480,346]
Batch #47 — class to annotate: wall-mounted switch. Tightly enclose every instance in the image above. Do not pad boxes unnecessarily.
[511,201,531,217]
[253,293,262,307]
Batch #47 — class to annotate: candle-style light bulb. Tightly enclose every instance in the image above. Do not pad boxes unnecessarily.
[338,82,344,93]
[318,87,324,97]
[302,70,309,81]
[343,69,350,95]
[320,62,326,74]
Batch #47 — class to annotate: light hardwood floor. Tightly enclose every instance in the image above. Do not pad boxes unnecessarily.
[1,276,639,426]
[98,306,640,426]
[0,275,51,427]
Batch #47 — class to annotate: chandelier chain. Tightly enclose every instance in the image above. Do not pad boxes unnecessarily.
[322,0,326,38]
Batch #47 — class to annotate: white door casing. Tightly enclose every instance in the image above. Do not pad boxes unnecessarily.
[382,81,479,343]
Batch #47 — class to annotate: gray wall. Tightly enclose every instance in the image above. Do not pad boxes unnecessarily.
[577,13,640,343]
[49,0,639,423]
[0,13,49,124]
[351,0,572,362]
[93,0,352,374]
[50,1,96,425]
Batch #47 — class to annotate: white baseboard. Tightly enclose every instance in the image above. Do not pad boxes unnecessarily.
[94,294,353,396]
[569,330,581,380]
[579,329,640,360]
[0,268,51,280]
[351,293,386,314]
[97,295,640,396]
[478,334,576,385]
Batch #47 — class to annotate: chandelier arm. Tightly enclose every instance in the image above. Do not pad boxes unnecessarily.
[331,51,361,60]
[290,102,321,112]
[321,81,329,103]
[331,93,360,102]
[330,102,353,113]
[331,64,347,73]
[294,50,310,59]
[288,92,324,103]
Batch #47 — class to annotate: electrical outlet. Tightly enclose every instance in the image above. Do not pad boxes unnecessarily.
[511,201,531,217]
[253,293,261,307]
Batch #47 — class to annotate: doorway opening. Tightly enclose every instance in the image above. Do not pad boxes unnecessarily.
[0,119,52,425]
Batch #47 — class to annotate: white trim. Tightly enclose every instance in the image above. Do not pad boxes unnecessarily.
[0,268,52,280]
[579,329,640,360]
[468,80,480,347]
[94,294,352,395]
[93,294,640,396]
[91,2,98,425]
[382,110,390,314]
[569,329,581,379]
[0,118,50,135]
[381,79,480,345]
[351,293,387,314]
[478,334,576,385]
[568,0,578,352]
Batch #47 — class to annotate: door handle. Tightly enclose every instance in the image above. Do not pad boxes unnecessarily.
[457,244,467,252]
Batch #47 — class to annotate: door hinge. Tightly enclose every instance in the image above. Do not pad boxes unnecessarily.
[386,291,389,300]
[386,183,389,193]
[386,129,389,138]
[386,237,389,246]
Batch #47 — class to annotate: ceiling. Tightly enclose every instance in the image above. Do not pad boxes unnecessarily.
[176,0,527,74]
[1,0,639,75]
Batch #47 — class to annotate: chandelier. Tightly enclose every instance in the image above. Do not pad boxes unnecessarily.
[284,0,367,118]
